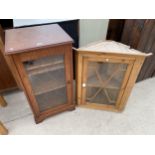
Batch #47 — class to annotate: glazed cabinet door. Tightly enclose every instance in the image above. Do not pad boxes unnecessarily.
[13,46,74,122]
[81,55,134,111]
[23,54,67,112]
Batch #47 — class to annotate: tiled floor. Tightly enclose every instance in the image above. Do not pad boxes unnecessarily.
[1,78,155,135]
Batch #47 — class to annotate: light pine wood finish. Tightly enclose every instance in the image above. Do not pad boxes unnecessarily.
[0,96,8,135]
[0,121,8,135]
[76,52,83,105]
[81,57,88,105]
[0,96,7,107]
[81,56,134,109]
[76,41,151,112]
[117,56,146,111]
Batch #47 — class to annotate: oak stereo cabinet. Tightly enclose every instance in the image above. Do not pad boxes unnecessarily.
[76,41,151,112]
[4,24,75,123]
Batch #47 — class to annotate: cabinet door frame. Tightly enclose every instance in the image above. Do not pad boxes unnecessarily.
[79,53,134,111]
[12,44,74,123]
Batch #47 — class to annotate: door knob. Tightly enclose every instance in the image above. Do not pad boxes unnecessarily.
[82,83,86,87]
[105,58,109,62]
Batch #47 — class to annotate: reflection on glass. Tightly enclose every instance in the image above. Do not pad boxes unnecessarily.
[86,61,127,105]
[23,55,67,112]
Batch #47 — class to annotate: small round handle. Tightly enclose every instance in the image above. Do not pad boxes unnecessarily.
[105,58,109,62]
[82,83,86,87]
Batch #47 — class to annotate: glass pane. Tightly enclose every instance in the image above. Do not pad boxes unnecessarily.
[23,55,67,112]
[86,61,127,105]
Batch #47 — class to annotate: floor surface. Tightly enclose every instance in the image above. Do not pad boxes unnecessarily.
[0,78,155,135]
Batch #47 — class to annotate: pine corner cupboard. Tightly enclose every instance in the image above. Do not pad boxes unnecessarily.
[4,24,75,123]
[76,41,151,112]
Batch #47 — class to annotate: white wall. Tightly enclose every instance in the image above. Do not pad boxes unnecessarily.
[79,19,109,47]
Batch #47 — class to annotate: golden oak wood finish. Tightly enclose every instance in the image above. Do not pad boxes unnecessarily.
[5,24,73,54]
[4,24,75,123]
[0,25,18,92]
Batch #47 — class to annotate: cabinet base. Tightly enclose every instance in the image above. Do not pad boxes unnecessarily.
[68,106,76,111]
[78,104,124,113]
[34,104,75,124]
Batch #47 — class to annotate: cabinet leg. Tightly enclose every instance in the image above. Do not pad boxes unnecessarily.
[0,96,7,107]
[68,106,76,111]
[0,121,8,135]
[34,116,44,124]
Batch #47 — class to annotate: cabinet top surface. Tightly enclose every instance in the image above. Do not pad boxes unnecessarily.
[77,41,152,57]
[5,24,73,55]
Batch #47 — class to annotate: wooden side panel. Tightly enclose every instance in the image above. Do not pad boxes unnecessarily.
[106,19,125,41]
[64,45,74,106]
[137,20,155,81]
[118,56,145,111]
[0,24,20,92]
[137,20,155,50]
[4,55,24,90]
[0,41,17,92]
[120,19,155,82]
[122,19,146,48]
[152,69,155,77]
[121,20,135,46]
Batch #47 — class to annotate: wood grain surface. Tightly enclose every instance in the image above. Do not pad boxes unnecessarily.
[5,24,73,54]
